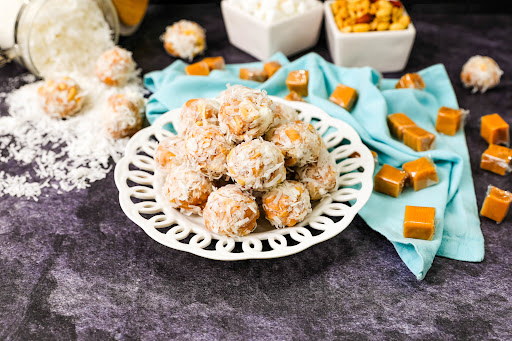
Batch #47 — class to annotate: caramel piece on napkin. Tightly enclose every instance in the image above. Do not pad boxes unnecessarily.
[480,186,512,224]
[263,61,281,78]
[395,73,426,90]
[387,113,417,140]
[436,106,464,136]
[403,206,436,240]
[284,91,305,102]
[202,56,225,71]
[286,70,309,97]
[239,68,268,82]
[329,84,358,111]
[481,113,509,146]
[402,157,439,191]
[374,164,408,197]
[480,144,512,176]
[403,126,436,152]
[185,61,210,76]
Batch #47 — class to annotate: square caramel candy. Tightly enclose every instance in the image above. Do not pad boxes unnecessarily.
[481,113,509,146]
[395,73,426,90]
[387,113,417,140]
[435,106,464,135]
[286,70,309,97]
[480,144,512,176]
[403,126,436,152]
[284,91,305,102]
[402,157,439,191]
[239,68,268,82]
[329,84,358,112]
[185,61,210,76]
[263,61,281,78]
[403,206,436,240]
[480,186,512,224]
[374,164,408,198]
[201,56,225,70]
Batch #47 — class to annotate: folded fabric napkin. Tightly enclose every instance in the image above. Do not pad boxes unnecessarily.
[144,52,484,280]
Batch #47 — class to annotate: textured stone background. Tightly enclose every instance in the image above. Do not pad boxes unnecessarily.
[1,3,511,340]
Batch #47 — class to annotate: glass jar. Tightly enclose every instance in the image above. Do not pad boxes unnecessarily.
[0,0,120,77]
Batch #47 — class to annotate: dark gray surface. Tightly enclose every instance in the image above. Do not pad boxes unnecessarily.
[1,4,512,340]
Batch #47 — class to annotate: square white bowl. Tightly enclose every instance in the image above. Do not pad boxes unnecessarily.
[221,0,324,61]
[324,0,416,72]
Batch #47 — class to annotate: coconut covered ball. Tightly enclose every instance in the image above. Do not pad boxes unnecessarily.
[266,120,322,167]
[177,98,220,134]
[161,20,206,61]
[227,138,286,190]
[262,180,312,228]
[460,55,503,93]
[95,46,137,86]
[154,135,185,171]
[37,76,85,119]
[163,164,214,216]
[184,126,234,179]
[203,185,259,237]
[103,93,144,138]
[296,144,338,200]
[218,85,275,143]
[271,102,299,128]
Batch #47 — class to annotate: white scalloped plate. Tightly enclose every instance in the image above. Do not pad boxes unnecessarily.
[114,96,375,260]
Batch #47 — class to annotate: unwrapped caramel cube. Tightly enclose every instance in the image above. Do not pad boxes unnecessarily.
[402,157,439,191]
[286,70,309,97]
[185,61,210,76]
[387,113,417,140]
[481,113,509,146]
[395,73,426,90]
[329,84,358,111]
[480,144,512,176]
[480,186,512,223]
[201,56,225,70]
[403,126,436,152]
[436,106,465,135]
[403,206,436,240]
[239,68,268,82]
[263,61,281,78]
[284,91,305,102]
[374,164,408,198]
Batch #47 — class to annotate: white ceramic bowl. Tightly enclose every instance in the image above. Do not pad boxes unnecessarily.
[221,0,324,61]
[324,0,416,72]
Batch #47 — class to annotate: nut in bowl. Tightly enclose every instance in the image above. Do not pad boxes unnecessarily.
[324,0,416,72]
[114,89,375,260]
[220,0,324,61]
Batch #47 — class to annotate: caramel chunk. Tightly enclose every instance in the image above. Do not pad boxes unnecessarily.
[436,106,464,136]
[480,186,512,223]
[329,84,358,111]
[286,70,309,97]
[480,144,512,176]
[201,56,225,70]
[402,157,439,191]
[403,126,436,152]
[185,61,210,76]
[239,68,268,82]
[387,113,417,140]
[284,91,305,102]
[263,61,281,78]
[395,73,426,90]
[403,206,436,240]
[480,113,509,146]
[374,164,408,197]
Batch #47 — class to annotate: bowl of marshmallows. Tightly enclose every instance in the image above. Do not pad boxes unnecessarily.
[221,0,324,60]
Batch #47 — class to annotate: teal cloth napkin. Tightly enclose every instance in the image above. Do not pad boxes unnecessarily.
[143,52,484,280]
